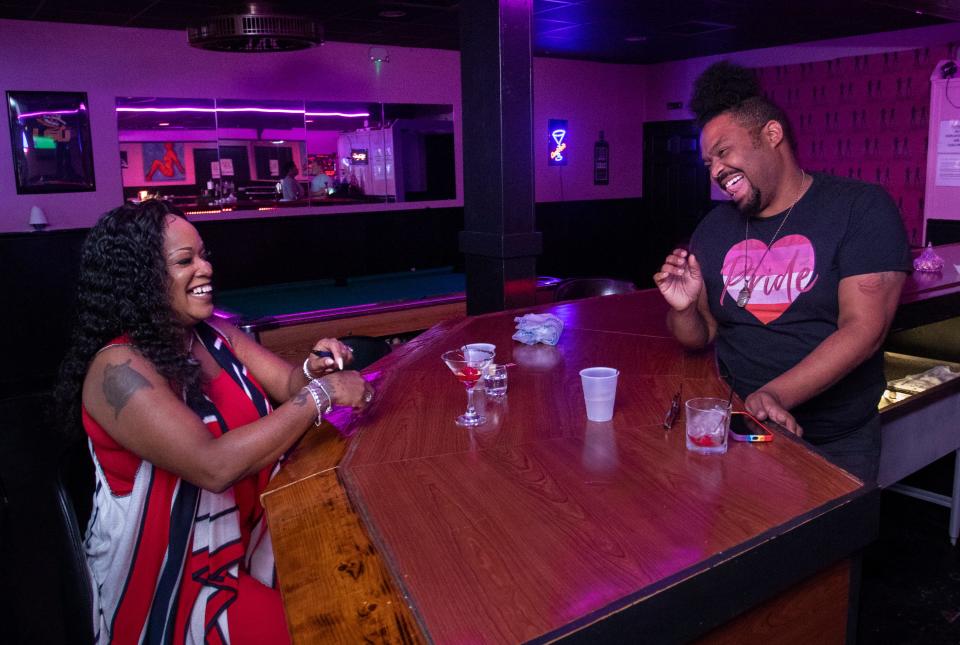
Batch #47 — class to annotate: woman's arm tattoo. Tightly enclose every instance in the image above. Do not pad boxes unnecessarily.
[292,389,309,407]
[103,359,153,418]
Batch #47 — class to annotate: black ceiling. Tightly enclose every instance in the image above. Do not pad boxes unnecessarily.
[2,1,958,64]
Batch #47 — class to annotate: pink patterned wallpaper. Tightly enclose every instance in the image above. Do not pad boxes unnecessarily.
[756,42,960,247]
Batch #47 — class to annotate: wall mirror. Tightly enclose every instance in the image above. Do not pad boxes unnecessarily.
[116,97,455,214]
[116,97,217,210]
[214,98,306,207]
[304,101,385,205]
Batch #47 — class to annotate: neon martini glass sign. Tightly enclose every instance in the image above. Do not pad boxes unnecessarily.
[548,119,568,166]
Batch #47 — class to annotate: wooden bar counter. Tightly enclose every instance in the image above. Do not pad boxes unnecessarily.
[260,290,878,644]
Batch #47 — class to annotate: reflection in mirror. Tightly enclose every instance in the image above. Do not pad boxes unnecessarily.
[382,103,455,202]
[214,99,306,211]
[305,102,455,205]
[116,97,217,212]
[304,101,385,206]
[116,98,456,215]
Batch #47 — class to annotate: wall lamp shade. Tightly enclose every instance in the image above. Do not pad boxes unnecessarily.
[29,205,48,230]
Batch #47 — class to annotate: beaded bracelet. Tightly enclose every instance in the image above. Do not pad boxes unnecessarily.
[304,379,333,427]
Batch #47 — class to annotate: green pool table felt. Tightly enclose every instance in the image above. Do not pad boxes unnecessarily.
[215,267,465,318]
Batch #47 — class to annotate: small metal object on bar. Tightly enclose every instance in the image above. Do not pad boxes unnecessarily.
[663,390,681,430]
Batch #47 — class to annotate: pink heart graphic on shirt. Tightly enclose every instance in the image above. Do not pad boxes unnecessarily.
[720,234,818,324]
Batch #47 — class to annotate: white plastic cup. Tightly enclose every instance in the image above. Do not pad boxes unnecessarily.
[462,343,496,361]
[579,367,619,422]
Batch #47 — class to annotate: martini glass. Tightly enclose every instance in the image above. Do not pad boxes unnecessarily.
[441,348,494,427]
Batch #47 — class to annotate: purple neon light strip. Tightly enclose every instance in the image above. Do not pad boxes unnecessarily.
[306,111,370,117]
[17,107,86,119]
[115,106,369,118]
[116,107,217,113]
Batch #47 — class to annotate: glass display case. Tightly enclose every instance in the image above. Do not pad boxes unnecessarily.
[878,243,960,545]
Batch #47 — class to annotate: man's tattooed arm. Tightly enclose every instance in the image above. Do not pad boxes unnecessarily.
[103,359,154,419]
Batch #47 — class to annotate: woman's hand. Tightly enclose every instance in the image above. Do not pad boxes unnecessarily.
[319,371,374,409]
[305,338,354,376]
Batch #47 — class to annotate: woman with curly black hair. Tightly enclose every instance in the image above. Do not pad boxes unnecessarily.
[56,200,372,644]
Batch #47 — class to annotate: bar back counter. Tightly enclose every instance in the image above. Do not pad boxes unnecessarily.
[260,290,880,644]
[880,242,960,545]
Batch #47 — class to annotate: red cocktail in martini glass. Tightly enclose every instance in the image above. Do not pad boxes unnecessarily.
[441,348,494,427]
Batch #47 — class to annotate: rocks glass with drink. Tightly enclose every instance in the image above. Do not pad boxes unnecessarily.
[684,397,731,454]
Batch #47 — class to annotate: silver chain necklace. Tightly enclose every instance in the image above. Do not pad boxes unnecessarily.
[186,329,200,366]
[736,169,806,308]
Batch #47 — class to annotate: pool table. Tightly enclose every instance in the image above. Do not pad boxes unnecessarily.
[214,267,560,364]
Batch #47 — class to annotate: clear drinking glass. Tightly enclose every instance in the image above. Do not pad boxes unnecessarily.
[685,397,731,455]
[442,349,494,426]
[483,364,508,398]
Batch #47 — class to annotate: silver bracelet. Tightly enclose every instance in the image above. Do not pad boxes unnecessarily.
[303,357,318,381]
[304,379,332,427]
[314,379,334,409]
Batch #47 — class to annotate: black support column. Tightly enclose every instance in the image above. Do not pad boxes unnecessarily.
[459,0,542,314]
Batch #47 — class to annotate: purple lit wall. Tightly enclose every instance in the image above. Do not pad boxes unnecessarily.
[534,58,647,202]
[2,18,960,232]
[753,47,955,247]
[924,62,960,237]
[0,18,648,231]
[644,23,960,240]
[0,19,462,231]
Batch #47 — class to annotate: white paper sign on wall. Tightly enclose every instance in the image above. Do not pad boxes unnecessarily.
[935,154,960,187]
[938,120,960,151]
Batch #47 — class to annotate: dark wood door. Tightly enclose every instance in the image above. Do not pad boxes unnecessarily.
[643,120,711,249]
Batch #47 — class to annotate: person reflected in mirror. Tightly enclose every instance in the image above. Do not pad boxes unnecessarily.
[653,61,911,482]
[309,169,333,197]
[333,169,353,198]
[348,170,365,197]
[56,200,374,643]
[279,160,303,201]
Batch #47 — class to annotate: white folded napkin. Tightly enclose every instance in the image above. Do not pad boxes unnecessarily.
[888,365,959,394]
[512,313,564,346]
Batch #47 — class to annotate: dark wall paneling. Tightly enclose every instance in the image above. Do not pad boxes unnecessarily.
[535,197,661,289]
[193,207,465,290]
[0,230,85,398]
[3,199,662,397]
[1,208,463,397]
[0,392,80,642]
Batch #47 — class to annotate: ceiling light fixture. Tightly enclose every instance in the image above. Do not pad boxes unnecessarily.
[188,3,323,53]
[378,10,407,19]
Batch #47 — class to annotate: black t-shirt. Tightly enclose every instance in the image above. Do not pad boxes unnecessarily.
[690,172,912,442]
